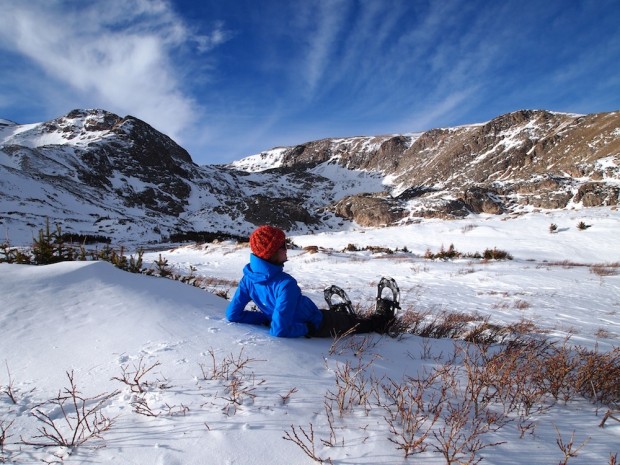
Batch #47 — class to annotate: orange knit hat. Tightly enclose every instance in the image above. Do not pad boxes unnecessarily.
[250,225,286,260]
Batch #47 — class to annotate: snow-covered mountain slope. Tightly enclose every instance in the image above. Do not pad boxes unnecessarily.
[1,108,618,245]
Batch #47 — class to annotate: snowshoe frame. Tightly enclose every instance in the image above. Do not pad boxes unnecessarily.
[375,276,400,317]
[324,285,354,315]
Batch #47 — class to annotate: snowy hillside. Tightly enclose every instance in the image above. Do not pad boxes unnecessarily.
[1,208,618,464]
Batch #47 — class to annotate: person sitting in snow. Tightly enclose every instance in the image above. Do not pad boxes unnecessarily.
[226,225,396,338]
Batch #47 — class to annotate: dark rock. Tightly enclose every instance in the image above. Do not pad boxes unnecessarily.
[331,194,407,227]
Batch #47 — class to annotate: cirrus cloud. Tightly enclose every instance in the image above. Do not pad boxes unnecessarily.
[0,0,228,142]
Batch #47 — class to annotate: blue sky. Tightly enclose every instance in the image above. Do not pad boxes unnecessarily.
[1,0,619,165]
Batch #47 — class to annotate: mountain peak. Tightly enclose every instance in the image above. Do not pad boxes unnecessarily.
[1,108,618,244]
[0,118,17,127]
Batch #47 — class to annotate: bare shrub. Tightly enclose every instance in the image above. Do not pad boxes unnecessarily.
[111,357,180,417]
[1,363,18,405]
[280,387,298,405]
[394,308,431,335]
[112,356,166,394]
[217,375,262,416]
[505,318,545,336]
[0,418,14,459]
[326,357,378,416]
[198,347,262,382]
[283,423,333,464]
[327,326,362,355]
[379,375,444,457]
[130,396,189,419]
[463,322,512,345]
[131,397,159,417]
[514,299,530,310]
[397,310,540,345]
[539,340,580,403]
[482,248,513,261]
[163,403,190,416]
[595,328,615,339]
[461,224,477,233]
[364,245,394,254]
[555,427,590,465]
[458,344,498,418]
[417,311,482,340]
[181,275,237,299]
[431,398,505,465]
[600,408,620,427]
[198,348,265,416]
[320,400,344,448]
[590,264,620,277]
[574,346,620,406]
[328,331,379,357]
[546,260,581,268]
[481,340,551,417]
[19,371,118,448]
[543,261,619,275]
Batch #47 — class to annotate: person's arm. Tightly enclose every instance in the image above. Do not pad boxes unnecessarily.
[226,280,270,326]
[269,280,309,338]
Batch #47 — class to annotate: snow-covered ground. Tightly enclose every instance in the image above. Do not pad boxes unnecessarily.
[1,208,619,464]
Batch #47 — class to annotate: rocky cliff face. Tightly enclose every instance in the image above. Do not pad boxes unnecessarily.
[259,109,619,223]
[1,108,618,244]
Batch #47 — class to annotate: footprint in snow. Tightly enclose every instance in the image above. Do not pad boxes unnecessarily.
[155,451,182,465]
[141,340,185,355]
[242,423,263,430]
[237,333,269,346]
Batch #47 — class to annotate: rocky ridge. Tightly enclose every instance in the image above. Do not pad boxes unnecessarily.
[252,110,620,223]
[0,108,618,244]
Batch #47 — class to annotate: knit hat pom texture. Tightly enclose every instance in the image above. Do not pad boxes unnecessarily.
[250,225,286,260]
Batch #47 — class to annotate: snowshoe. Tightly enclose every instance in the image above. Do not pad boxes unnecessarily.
[375,277,400,334]
[324,285,354,315]
[376,277,400,315]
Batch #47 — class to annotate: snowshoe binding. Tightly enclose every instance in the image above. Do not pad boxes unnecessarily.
[324,285,354,315]
[375,277,400,334]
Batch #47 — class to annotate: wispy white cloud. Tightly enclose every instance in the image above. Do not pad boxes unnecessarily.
[297,0,349,98]
[194,21,234,53]
[0,0,228,141]
[1,0,617,164]
[401,89,479,133]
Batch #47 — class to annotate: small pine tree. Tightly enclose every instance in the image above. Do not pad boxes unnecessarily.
[154,254,172,277]
[31,219,58,265]
[127,249,144,273]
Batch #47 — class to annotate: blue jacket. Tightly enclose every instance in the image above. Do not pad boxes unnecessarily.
[226,254,323,337]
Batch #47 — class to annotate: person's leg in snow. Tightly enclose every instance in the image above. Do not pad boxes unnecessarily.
[307,279,399,338]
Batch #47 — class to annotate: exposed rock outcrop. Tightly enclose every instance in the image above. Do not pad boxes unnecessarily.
[1,108,618,243]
